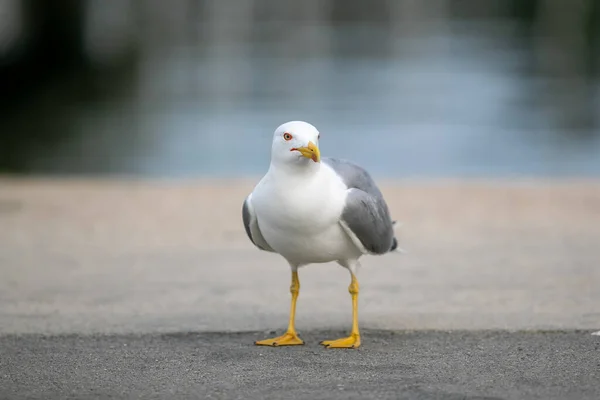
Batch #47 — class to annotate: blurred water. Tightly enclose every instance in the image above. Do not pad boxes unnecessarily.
[1,0,599,178]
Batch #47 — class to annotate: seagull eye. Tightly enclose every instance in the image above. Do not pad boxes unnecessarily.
[283,133,293,141]
[318,134,320,140]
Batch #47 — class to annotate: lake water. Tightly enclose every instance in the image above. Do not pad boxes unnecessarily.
[1,1,599,179]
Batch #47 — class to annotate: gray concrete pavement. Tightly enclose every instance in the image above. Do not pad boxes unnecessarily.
[1,330,599,400]
[2,178,600,399]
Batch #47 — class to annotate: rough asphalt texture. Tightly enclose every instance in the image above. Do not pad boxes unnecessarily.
[2,330,599,400]
[1,179,599,399]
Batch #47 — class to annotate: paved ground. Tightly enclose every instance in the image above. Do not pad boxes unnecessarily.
[1,178,599,399]
[1,178,599,334]
[1,330,599,399]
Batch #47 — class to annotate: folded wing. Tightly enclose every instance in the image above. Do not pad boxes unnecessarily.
[242,194,275,252]
[323,158,396,255]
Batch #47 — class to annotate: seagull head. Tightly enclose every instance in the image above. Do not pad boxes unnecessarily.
[270,121,321,168]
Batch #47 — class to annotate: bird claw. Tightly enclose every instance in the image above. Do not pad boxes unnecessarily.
[320,334,361,349]
[255,331,304,346]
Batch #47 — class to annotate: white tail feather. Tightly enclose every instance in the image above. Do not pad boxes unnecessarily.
[391,220,407,254]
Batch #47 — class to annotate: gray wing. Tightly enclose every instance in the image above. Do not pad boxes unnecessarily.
[323,157,396,255]
[242,194,275,252]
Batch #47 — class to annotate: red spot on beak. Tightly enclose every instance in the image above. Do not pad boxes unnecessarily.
[290,143,320,162]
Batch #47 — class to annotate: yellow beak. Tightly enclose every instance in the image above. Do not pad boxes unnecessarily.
[292,141,321,163]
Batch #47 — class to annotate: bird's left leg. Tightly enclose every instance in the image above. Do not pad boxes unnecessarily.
[255,267,304,346]
[321,260,361,349]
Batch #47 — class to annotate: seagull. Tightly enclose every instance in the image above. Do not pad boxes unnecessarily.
[242,121,399,349]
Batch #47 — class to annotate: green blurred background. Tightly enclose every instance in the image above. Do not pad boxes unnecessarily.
[1,0,599,178]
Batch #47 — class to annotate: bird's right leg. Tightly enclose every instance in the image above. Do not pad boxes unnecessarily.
[255,268,304,346]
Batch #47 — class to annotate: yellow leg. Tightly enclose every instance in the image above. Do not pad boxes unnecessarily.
[255,271,304,346]
[320,273,361,349]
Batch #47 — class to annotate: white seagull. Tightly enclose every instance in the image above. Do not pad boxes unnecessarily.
[242,121,399,349]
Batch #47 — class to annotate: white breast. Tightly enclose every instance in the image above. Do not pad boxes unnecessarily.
[251,164,362,265]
